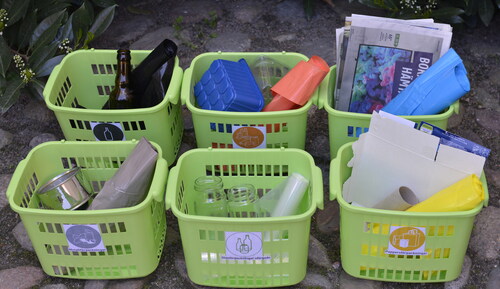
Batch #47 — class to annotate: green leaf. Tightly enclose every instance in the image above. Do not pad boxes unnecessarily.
[0,36,12,78]
[3,0,30,26]
[430,7,465,18]
[0,74,6,89]
[0,76,24,114]
[37,2,72,21]
[72,2,91,45]
[464,0,479,15]
[303,0,314,21]
[27,78,45,100]
[36,54,65,77]
[90,0,116,8]
[89,4,117,38]
[17,9,37,49]
[30,10,66,48]
[496,0,500,9]
[357,0,387,9]
[383,0,399,10]
[478,0,495,26]
[2,19,20,48]
[34,0,55,10]
[56,13,74,42]
[29,41,59,73]
[85,0,95,23]
[82,31,94,48]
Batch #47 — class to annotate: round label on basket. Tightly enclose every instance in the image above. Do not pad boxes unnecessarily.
[222,232,270,260]
[63,224,106,252]
[232,126,266,149]
[385,226,427,256]
[90,122,125,141]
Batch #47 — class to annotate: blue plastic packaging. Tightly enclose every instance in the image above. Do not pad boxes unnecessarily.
[382,48,470,115]
[194,59,265,112]
[418,121,491,158]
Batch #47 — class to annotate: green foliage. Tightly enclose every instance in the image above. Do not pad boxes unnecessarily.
[0,0,117,113]
[350,0,499,27]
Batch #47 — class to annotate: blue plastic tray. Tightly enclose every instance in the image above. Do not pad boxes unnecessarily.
[194,59,264,112]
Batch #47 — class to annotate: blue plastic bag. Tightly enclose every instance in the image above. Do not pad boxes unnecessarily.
[382,48,469,115]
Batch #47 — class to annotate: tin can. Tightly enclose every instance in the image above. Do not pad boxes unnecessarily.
[36,167,92,210]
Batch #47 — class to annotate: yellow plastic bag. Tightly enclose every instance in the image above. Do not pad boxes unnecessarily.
[406,174,484,212]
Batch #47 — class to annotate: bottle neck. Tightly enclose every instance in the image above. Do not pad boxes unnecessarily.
[116,60,131,86]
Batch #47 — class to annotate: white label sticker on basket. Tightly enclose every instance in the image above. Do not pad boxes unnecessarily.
[232,126,266,149]
[222,232,269,260]
[385,226,428,256]
[90,122,126,141]
[63,224,106,252]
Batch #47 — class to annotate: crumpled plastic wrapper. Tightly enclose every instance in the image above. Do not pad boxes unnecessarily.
[88,137,158,210]
[406,174,484,212]
[382,48,469,115]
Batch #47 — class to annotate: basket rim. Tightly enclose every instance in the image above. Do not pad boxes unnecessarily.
[183,51,318,115]
[168,148,321,223]
[331,142,488,219]
[43,49,182,114]
[320,66,459,119]
[7,140,167,217]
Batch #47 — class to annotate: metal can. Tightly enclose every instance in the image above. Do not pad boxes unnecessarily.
[36,167,92,210]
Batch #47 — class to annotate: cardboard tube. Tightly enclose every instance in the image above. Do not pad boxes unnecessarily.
[372,186,420,211]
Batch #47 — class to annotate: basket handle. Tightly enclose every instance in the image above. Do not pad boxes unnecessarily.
[451,101,460,115]
[151,158,168,203]
[5,159,28,200]
[165,65,183,105]
[329,156,342,201]
[315,66,333,109]
[42,64,62,100]
[165,165,180,211]
[313,166,324,210]
[180,67,193,106]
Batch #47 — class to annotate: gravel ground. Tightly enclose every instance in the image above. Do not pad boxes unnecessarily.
[0,1,498,288]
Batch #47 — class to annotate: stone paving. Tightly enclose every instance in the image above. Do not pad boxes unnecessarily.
[0,0,499,288]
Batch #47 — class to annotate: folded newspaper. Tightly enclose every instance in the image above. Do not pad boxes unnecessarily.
[334,14,453,113]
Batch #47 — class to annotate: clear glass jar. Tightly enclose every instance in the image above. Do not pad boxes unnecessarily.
[193,176,227,217]
[227,184,259,217]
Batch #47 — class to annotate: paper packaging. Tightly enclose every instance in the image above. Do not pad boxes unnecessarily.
[372,186,420,211]
[342,111,485,208]
[88,137,158,210]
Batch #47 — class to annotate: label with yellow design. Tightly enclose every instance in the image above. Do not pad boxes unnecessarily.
[232,126,266,149]
[385,226,428,255]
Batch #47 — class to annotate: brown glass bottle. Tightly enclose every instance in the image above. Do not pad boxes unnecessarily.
[108,49,134,109]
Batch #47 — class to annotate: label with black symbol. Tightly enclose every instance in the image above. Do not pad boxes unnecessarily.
[63,224,106,252]
[222,232,270,260]
[90,122,125,141]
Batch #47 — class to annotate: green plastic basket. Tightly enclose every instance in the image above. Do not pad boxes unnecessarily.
[43,49,184,166]
[181,52,319,150]
[166,148,324,287]
[317,66,460,158]
[330,143,489,283]
[6,140,168,279]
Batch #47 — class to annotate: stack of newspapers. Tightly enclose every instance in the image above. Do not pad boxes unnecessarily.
[334,14,453,114]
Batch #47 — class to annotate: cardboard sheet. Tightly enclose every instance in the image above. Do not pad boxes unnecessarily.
[343,111,485,208]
